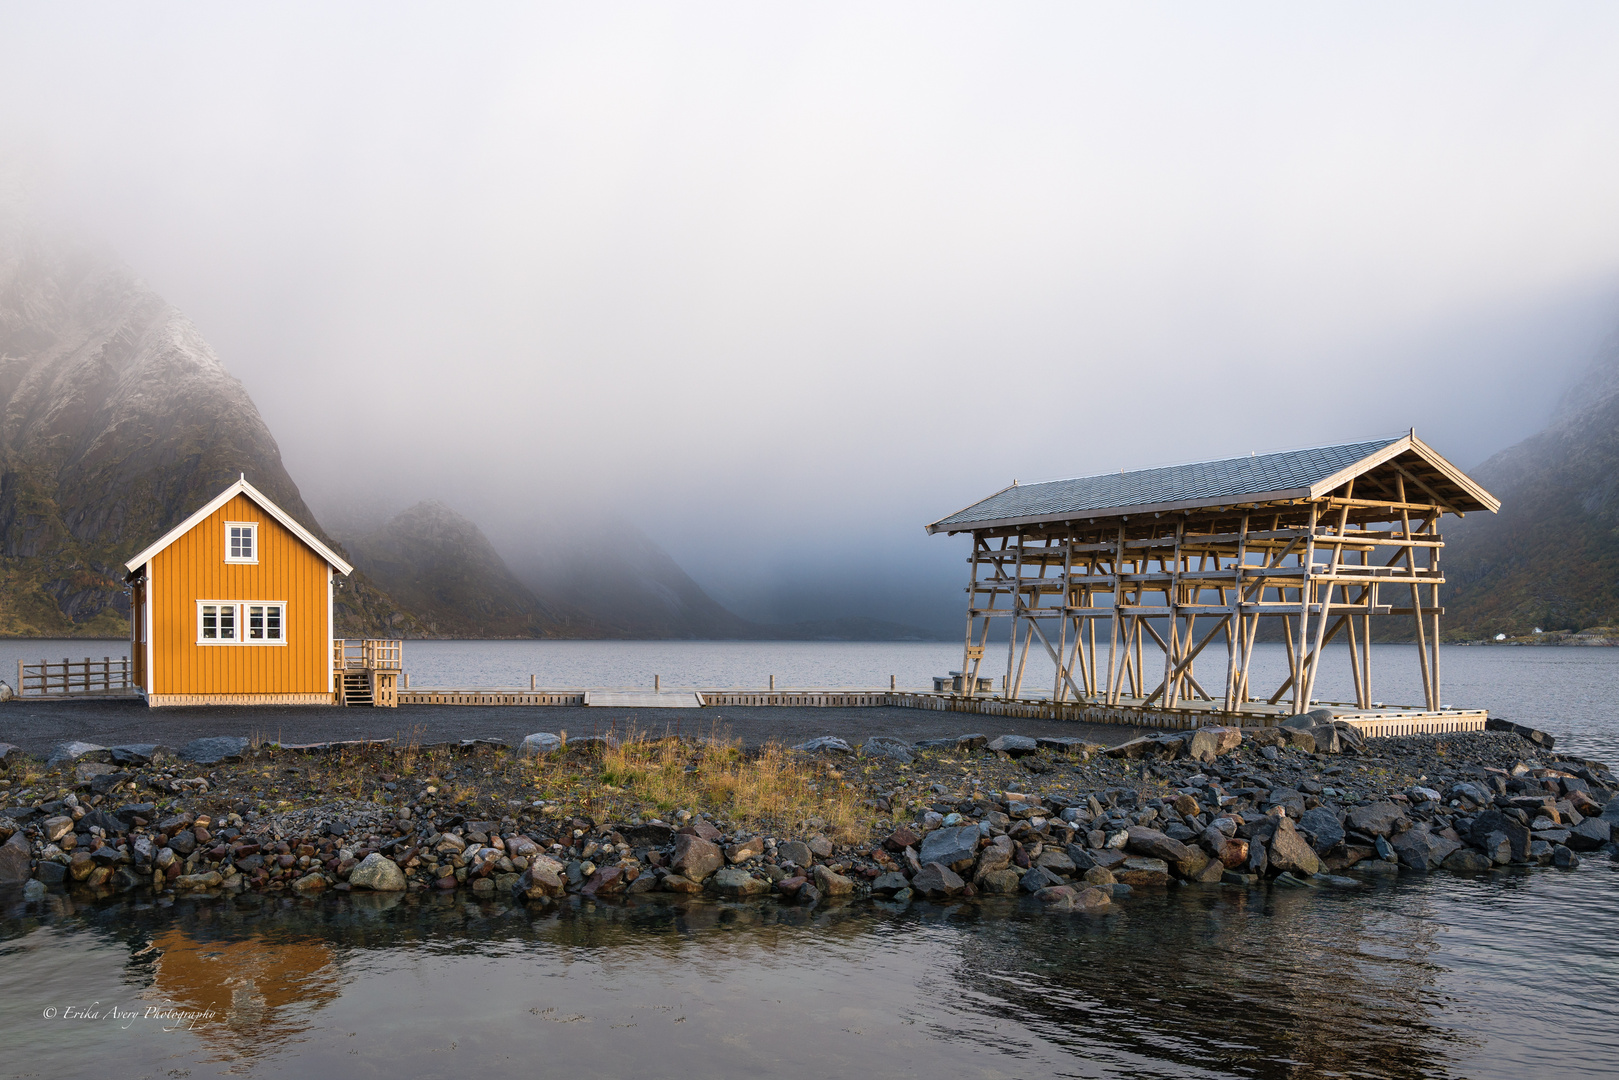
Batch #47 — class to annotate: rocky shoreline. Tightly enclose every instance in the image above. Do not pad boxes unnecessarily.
[2,715,1616,915]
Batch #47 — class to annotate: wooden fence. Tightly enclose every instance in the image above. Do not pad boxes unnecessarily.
[17,656,133,698]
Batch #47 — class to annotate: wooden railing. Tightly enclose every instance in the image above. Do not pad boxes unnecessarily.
[332,639,403,671]
[17,656,132,698]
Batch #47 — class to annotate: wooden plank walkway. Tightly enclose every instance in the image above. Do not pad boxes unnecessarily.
[585,691,703,708]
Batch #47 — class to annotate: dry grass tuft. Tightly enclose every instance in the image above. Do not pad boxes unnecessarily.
[525,727,874,841]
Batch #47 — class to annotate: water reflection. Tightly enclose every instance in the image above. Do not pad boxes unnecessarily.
[1,868,1614,1080]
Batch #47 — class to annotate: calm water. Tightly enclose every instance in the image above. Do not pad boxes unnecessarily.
[3,638,1615,1078]
[3,863,1616,1080]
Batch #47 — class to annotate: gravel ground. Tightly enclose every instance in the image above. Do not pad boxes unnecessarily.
[0,700,1152,756]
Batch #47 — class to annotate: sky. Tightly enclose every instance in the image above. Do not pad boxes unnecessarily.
[4,3,1619,631]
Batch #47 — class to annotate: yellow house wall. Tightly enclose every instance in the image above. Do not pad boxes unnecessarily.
[147,494,330,697]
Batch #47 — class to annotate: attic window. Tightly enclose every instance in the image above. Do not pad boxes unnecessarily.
[226,522,258,563]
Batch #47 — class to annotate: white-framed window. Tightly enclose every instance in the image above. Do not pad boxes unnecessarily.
[225,522,258,563]
[197,601,286,645]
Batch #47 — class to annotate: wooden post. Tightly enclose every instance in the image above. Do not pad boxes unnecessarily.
[654,674,661,692]
[530,673,536,691]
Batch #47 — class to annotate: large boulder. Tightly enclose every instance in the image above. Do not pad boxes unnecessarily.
[0,831,30,885]
[1391,825,1461,871]
[517,855,566,898]
[178,736,249,765]
[670,835,724,882]
[812,864,856,896]
[1115,857,1169,886]
[1346,801,1408,838]
[792,736,852,755]
[1267,818,1321,877]
[519,733,562,757]
[911,861,964,898]
[918,825,981,872]
[986,735,1038,757]
[348,852,407,891]
[47,742,109,767]
[1105,734,1186,760]
[708,867,770,896]
[1123,826,1192,863]
[1186,726,1242,764]
[1566,817,1611,852]
[1467,809,1529,862]
[859,737,914,764]
[1297,808,1346,855]
[972,835,1015,879]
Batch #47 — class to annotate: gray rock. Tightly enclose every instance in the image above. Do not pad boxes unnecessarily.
[0,831,31,885]
[1280,709,1340,753]
[1346,801,1407,837]
[1267,818,1321,877]
[911,861,964,898]
[710,866,771,896]
[41,816,74,843]
[178,736,249,765]
[918,825,980,871]
[34,860,66,886]
[1019,866,1063,892]
[670,834,723,882]
[955,733,988,751]
[519,733,563,757]
[812,864,855,896]
[987,735,1038,757]
[792,736,852,755]
[776,840,813,867]
[619,822,674,847]
[0,743,22,769]
[807,835,834,859]
[110,744,171,767]
[1602,796,1619,826]
[348,852,407,891]
[1552,845,1581,869]
[0,682,13,703]
[167,831,197,856]
[1035,849,1077,875]
[1186,726,1242,763]
[1265,788,1307,818]
[1468,810,1530,862]
[870,871,910,896]
[859,737,914,764]
[1391,825,1461,871]
[1297,807,1345,855]
[1442,848,1494,873]
[1566,817,1611,852]
[47,742,109,767]
[1480,831,1514,865]
[1123,826,1192,863]
[22,878,45,900]
[1035,736,1099,755]
[973,835,1015,878]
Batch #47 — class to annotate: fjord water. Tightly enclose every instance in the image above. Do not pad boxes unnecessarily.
[1,641,1614,1078]
[3,861,1617,1080]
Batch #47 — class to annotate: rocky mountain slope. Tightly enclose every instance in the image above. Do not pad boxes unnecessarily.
[1441,328,1619,638]
[0,225,412,637]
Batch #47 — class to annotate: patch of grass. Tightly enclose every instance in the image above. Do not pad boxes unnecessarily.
[524,728,876,842]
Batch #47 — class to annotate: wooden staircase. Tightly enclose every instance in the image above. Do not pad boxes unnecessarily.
[340,671,374,707]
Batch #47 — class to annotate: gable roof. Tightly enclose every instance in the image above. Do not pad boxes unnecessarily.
[926,432,1499,535]
[125,477,354,575]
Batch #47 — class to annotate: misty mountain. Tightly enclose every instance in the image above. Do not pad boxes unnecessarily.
[494,517,763,639]
[0,226,414,637]
[1442,327,1619,636]
[341,501,586,638]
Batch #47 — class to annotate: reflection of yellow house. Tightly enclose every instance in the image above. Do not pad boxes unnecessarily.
[142,927,341,1050]
[125,478,353,706]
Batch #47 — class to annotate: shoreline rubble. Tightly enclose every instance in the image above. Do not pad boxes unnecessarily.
[1,718,1615,912]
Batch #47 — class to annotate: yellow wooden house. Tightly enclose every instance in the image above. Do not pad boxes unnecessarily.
[124,477,357,706]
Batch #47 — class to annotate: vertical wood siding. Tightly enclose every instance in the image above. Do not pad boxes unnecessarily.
[148,494,329,695]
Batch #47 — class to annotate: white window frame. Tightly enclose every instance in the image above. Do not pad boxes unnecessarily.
[225,521,259,564]
[197,601,288,646]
